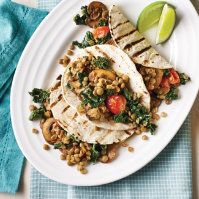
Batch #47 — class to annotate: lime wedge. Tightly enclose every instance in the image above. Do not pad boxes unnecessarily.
[156,4,176,44]
[137,1,166,33]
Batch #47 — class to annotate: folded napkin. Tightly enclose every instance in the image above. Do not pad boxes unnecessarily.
[0,0,48,193]
[28,1,192,198]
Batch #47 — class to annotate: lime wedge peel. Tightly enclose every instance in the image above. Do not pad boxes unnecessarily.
[156,4,176,44]
[137,1,167,33]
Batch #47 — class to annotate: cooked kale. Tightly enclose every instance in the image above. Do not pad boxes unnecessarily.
[147,123,157,135]
[78,71,89,85]
[29,104,45,121]
[74,6,89,25]
[113,110,130,123]
[98,19,108,27]
[106,89,115,96]
[80,86,106,108]
[72,32,111,49]
[72,31,95,49]
[70,136,81,143]
[178,72,191,85]
[126,98,156,134]
[123,88,131,100]
[164,69,170,77]
[92,56,110,70]
[66,83,74,90]
[54,142,63,149]
[91,144,107,163]
[29,88,50,103]
[96,32,111,44]
[165,87,178,100]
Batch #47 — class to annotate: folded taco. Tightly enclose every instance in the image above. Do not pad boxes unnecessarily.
[61,44,154,131]
[50,76,135,145]
[109,5,173,70]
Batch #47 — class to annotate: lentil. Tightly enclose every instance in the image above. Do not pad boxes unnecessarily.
[135,130,141,135]
[142,135,148,140]
[69,45,75,50]
[115,86,120,93]
[60,154,66,160]
[101,155,109,162]
[96,87,104,95]
[59,59,64,65]
[32,128,38,134]
[43,144,50,150]
[29,105,36,112]
[161,112,167,117]
[128,147,134,152]
[81,168,87,174]
[67,50,73,56]
[121,83,125,88]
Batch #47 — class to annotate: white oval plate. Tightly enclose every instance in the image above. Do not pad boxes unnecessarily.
[11,0,199,186]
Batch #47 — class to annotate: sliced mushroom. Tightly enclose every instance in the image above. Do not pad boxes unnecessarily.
[86,1,108,28]
[42,118,57,145]
[89,69,116,82]
[85,18,99,29]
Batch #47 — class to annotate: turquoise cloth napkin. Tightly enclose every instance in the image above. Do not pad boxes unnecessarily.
[0,0,48,193]
[28,1,192,198]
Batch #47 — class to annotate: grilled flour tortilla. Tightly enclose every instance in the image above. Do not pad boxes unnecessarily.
[109,5,173,69]
[50,76,134,144]
[61,44,150,131]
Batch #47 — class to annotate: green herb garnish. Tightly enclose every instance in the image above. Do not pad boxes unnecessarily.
[96,32,111,44]
[78,71,89,85]
[70,136,81,143]
[178,72,191,85]
[123,88,131,100]
[54,142,63,149]
[29,88,50,103]
[91,144,107,163]
[29,104,45,121]
[73,6,89,25]
[106,89,115,96]
[80,86,106,108]
[113,110,130,123]
[72,32,111,49]
[165,87,178,100]
[92,56,110,70]
[72,31,95,49]
[164,69,170,77]
[98,19,108,27]
[66,83,74,90]
[126,97,156,134]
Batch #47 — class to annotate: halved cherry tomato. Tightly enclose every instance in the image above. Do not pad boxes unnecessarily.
[160,68,180,88]
[169,68,180,84]
[106,95,126,115]
[93,26,110,39]
[54,119,61,128]
[160,77,170,88]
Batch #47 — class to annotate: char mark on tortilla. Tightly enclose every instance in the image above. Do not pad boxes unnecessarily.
[112,20,129,30]
[62,105,70,114]
[133,46,152,57]
[51,81,61,91]
[124,38,145,50]
[50,94,62,108]
[115,29,136,42]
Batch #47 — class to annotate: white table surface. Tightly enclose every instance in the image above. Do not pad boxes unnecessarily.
[1,0,198,198]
